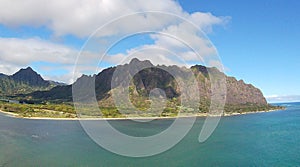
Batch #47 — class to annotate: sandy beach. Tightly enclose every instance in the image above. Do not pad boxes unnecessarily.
[0,108,282,121]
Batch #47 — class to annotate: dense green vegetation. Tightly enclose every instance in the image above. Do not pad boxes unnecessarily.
[0,99,284,118]
[0,80,284,119]
[224,103,284,114]
[0,67,62,96]
[0,101,76,118]
[0,77,54,95]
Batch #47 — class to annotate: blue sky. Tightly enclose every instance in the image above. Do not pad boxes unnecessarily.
[179,0,300,102]
[0,0,299,102]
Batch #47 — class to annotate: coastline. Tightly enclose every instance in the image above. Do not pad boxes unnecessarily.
[223,109,279,117]
[0,108,283,121]
[0,110,20,117]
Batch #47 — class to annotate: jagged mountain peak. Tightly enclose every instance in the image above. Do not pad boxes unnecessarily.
[128,58,153,67]
[0,67,59,95]
[24,66,34,71]
[13,67,37,76]
[11,67,50,87]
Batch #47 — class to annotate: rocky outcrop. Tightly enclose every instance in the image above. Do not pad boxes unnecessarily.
[226,77,267,105]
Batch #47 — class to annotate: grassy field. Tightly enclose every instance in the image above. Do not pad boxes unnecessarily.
[0,101,76,118]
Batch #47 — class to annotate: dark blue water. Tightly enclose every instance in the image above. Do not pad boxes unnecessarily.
[0,103,299,166]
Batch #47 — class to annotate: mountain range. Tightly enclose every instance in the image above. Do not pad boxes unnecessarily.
[0,59,273,114]
[16,58,270,113]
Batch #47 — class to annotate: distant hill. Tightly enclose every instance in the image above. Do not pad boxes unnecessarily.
[0,73,6,78]
[47,80,66,86]
[28,58,270,113]
[0,67,64,95]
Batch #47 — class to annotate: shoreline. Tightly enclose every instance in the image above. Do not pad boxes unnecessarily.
[223,109,279,117]
[0,108,284,121]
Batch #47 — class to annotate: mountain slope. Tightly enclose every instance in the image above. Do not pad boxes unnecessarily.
[0,67,61,95]
[11,67,50,87]
[0,73,6,78]
[28,59,270,114]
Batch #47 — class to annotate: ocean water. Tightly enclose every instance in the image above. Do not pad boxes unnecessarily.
[0,102,299,166]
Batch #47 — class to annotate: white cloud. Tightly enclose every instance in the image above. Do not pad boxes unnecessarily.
[0,0,229,38]
[110,45,187,67]
[96,12,229,68]
[43,71,82,85]
[0,37,76,65]
[0,37,78,83]
[0,37,109,83]
[266,95,300,103]
[0,0,230,83]
[0,0,186,37]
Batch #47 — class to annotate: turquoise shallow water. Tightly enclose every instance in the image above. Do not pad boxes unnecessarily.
[0,102,299,166]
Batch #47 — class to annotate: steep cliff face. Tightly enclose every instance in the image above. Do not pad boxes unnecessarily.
[29,59,269,108]
[191,65,267,106]
[226,77,267,105]
[98,59,268,107]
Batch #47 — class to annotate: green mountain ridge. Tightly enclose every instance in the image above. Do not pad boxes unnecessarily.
[0,59,283,117]
[0,67,62,95]
[32,59,267,104]
[23,58,280,116]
